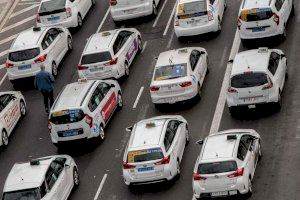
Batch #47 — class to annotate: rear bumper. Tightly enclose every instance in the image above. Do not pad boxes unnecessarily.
[239,26,283,40]
[174,20,218,37]
[226,93,278,108]
[78,67,123,80]
[151,87,198,104]
[37,16,78,28]
[110,3,152,21]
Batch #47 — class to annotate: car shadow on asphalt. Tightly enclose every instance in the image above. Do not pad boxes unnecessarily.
[229,104,280,120]
[154,98,201,113]
[178,32,221,44]
[241,35,285,49]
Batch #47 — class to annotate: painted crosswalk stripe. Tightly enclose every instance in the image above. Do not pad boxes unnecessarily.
[10,4,39,18]
[1,15,36,33]
[0,34,18,46]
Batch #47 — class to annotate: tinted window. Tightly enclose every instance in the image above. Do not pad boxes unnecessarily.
[240,135,253,151]
[177,1,207,19]
[113,31,133,54]
[88,88,104,112]
[127,148,164,163]
[98,82,111,96]
[164,120,180,151]
[81,52,112,65]
[0,94,13,112]
[237,141,248,161]
[52,161,64,177]
[154,63,187,81]
[231,73,268,88]
[275,0,283,11]
[40,182,47,198]
[240,8,273,22]
[48,28,60,39]
[45,163,57,190]
[268,52,280,75]
[9,48,40,62]
[50,109,85,124]
[190,50,201,71]
[39,0,66,14]
[209,0,215,4]
[2,188,41,200]
[197,161,237,174]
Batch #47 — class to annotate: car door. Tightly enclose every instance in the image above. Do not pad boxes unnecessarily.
[113,31,135,65]
[190,50,202,84]
[240,135,255,178]
[41,31,58,65]
[275,0,287,23]
[98,82,117,124]
[0,94,19,134]
[166,120,182,164]
[53,158,70,199]
[48,28,65,64]
[268,51,284,90]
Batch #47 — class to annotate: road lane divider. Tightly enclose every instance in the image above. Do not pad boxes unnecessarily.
[133,86,144,109]
[1,16,35,33]
[0,72,8,86]
[141,41,147,53]
[10,4,39,18]
[96,8,111,33]
[163,2,176,36]
[152,0,169,28]
[94,173,108,200]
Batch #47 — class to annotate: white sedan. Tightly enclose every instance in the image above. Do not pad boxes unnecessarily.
[0,91,26,148]
[150,47,209,106]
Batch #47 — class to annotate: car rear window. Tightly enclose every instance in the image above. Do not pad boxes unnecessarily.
[2,188,41,200]
[8,48,40,62]
[127,148,164,163]
[81,52,112,65]
[231,72,268,88]
[240,8,273,22]
[39,0,66,15]
[198,161,237,174]
[154,63,187,81]
[177,1,207,19]
[50,109,85,125]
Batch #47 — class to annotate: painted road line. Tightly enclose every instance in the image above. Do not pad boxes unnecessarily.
[93,174,108,200]
[19,2,40,5]
[10,4,39,18]
[0,64,5,69]
[166,30,175,49]
[0,0,20,31]
[0,34,18,45]
[1,15,36,33]
[152,0,168,27]
[0,50,9,58]
[133,86,144,109]
[163,2,176,36]
[0,73,8,86]
[209,29,240,135]
[96,8,110,33]
[141,41,147,54]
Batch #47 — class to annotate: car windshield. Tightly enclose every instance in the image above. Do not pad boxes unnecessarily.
[8,48,40,62]
[231,72,268,88]
[198,161,237,174]
[177,1,207,18]
[50,109,85,124]
[154,63,187,81]
[81,52,112,65]
[127,148,164,163]
[240,8,273,22]
[2,188,41,200]
[39,0,66,14]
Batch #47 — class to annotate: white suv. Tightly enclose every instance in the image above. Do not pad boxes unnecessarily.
[227,48,287,115]
[37,0,95,28]
[122,115,189,186]
[238,0,294,41]
[6,26,72,84]
[2,155,79,200]
[192,129,262,199]
[48,79,122,147]
[78,29,142,80]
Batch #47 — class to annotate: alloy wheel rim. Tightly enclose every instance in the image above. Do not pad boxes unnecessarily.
[78,16,82,26]
[2,131,8,146]
[125,64,129,75]
[20,102,26,115]
[118,94,123,107]
[138,39,142,50]
[74,170,79,185]
[177,161,180,174]
[52,63,58,76]
[68,38,72,50]
[249,179,252,192]
[100,127,104,139]
[153,4,157,15]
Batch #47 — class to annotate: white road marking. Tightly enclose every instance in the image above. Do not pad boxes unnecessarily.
[209,30,241,135]
[0,33,18,46]
[152,0,168,27]
[0,64,4,69]
[19,2,40,5]
[0,73,8,86]
[94,174,108,200]
[1,15,36,33]
[141,41,147,53]
[10,4,39,18]
[96,8,110,33]
[0,0,20,31]
[0,50,9,58]
[133,86,144,109]
[163,2,176,36]
[166,30,175,49]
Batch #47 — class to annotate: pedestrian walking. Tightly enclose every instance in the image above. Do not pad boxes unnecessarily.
[34,65,55,113]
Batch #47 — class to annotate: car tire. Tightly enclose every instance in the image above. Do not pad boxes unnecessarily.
[196,83,202,101]
[275,91,282,111]
[246,178,253,197]
[258,141,262,162]
[291,4,295,17]
[137,36,142,54]
[117,92,123,110]
[20,100,26,117]
[98,125,105,142]
[67,36,73,52]
[1,129,8,148]
[176,159,181,176]
[124,62,129,78]
[224,0,227,10]
[217,18,221,32]
[73,167,80,190]
[206,56,209,75]
[281,25,287,41]
[52,62,58,78]
[77,14,83,28]
[152,2,158,17]
[185,125,189,146]
[91,0,96,6]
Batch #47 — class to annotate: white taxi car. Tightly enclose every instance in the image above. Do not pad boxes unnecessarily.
[0,91,26,148]
[123,115,189,186]
[49,79,122,147]
[37,0,95,28]
[78,29,142,80]
[150,47,208,106]
[110,0,160,23]
[227,48,287,114]
[193,129,262,199]
[2,155,79,200]
[175,0,226,38]
[6,26,72,84]
[238,0,294,41]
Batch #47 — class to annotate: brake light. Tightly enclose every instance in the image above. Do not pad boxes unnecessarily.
[273,13,279,25]
[150,86,160,91]
[228,168,244,178]
[123,162,135,169]
[36,14,41,23]
[48,120,52,132]
[174,19,179,26]
[155,155,170,165]
[208,11,214,21]
[262,82,273,90]
[109,58,118,65]
[180,81,192,87]
[78,65,88,70]
[193,173,207,181]
[237,17,242,29]
[5,61,13,68]
[227,87,237,93]
[65,7,72,18]
[110,0,117,6]
[85,114,93,128]
[34,54,47,63]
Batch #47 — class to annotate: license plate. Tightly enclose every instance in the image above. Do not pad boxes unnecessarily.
[252,27,265,32]
[90,66,104,72]
[62,131,78,137]
[211,191,228,197]
[125,8,136,14]
[248,105,256,109]
[137,167,154,172]
[18,65,31,70]
[229,190,238,195]
[244,97,256,102]
[48,16,60,21]
[187,19,200,24]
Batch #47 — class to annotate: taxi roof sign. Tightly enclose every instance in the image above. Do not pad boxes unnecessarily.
[78,78,87,83]
[258,47,268,53]
[101,32,111,37]
[145,122,156,128]
[30,159,40,166]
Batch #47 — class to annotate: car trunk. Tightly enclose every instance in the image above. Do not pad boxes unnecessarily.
[152,77,191,96]
[39,0,67,24]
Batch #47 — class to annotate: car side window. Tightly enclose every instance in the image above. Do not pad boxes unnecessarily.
[45,163,57,191]
[164,120,180,152]
[48,28,60,39]
[275,0,284,11]
[237,139,248,161]
[88,87,104,112]
[268,52,280,75]
[98,82,111,97]
[41,33,54,50]
[113,31,133,54]
[0,94,13,112]
[40,181,47,197]
[240,135,253,150]
[53,161,64,178]
[209,0,215,4]
[190,50,201,71]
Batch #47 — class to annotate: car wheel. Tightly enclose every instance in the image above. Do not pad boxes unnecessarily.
[206,56,209,75]
[176,159,181,176]
[281,25,287,40]
[1,130,8,147]
[77,14,83,28]
[185,124,189,146]
[246,178,253,197]
[217,18,221,32]
[99,125,105,141]
[291,4,295,17]
[52,62,58,78]
[258,141,262,162]
[124,62,129,78]
[137,37,142,54]
[67,36,73,51]
[117,92,123,110]
[152,2,158,17]
[224,0,227,10]
[196,83,202,101]
[91,0,96,6]
[20,100,26,117]
[73,168,80,189]
[275,92,282,111]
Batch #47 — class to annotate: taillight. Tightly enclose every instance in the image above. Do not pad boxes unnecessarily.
[78,65,88,70]
[262,82,273,90]
[174,19,179,26]
[65,7,72,18]
[110,0,117,6]
[150,86,160,91]
[123,162,135,169]
[228,168,244,178]
[237,17,242,29]
[155,155,170,165]
[5,61,13,68]
[273,13,279,25]
[109,58,118,65]
[208,11,214,21]
[85,114,93,128]
[36,14,41,23]
[48,120,52,132]
[34,54,47,63]
[193,173,207,181]
[180,81,192,87]
[227,87,237,93]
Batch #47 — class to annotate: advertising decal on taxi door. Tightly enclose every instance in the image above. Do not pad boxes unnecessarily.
[125,39,138,63]
[101,93,117,122]
[3,104,18,129]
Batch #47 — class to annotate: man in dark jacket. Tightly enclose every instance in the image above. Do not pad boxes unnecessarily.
[34,65,55,113]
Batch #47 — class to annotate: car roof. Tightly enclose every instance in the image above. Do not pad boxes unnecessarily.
[4,157,54,192]
[156,48,194,67]
[52,80,97,112]
[241,0,272,10]
[231,48,271,76]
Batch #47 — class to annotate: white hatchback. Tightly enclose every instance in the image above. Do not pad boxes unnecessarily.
[0,91,26,148]
[238,0,294,41]
[2,155,79,200]
[49,79,122,146]
[174,0,226,38]
[150,47,208,106]
[227,48,287,114]
[78,29,142,80]
[37,0,95,28]
[123,115,189,185]
[110,0,160,22]
[6,26,72,84]
[192,129,262,199]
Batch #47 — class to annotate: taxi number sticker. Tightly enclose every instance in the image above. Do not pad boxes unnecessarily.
[127,148,162,163]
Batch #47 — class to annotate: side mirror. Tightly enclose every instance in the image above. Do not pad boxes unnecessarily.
[125,126,133,132]
[200,51,205,55]
[110,84,115,88]
[154,57,158,60]
[228,59,234,63]
[280,54,286,59]
[64,164,70,169]
[11,95,16,100]
[196,139,203,145]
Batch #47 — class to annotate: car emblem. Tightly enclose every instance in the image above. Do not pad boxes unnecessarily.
[214,175,219,178]
[248,91,251,93]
